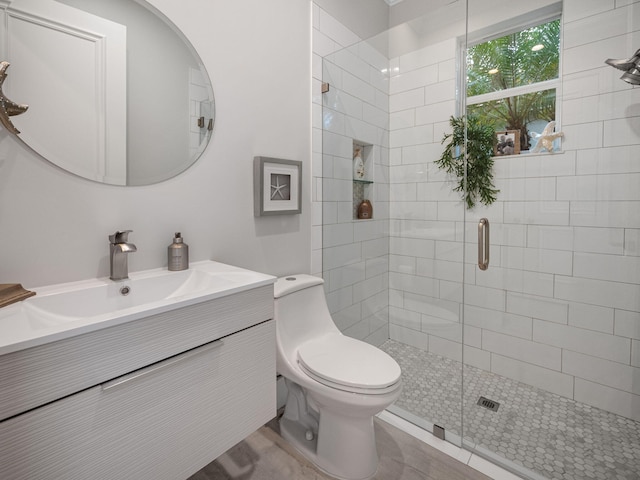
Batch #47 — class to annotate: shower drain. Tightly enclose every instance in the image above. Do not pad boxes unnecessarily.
[477,396,500,412]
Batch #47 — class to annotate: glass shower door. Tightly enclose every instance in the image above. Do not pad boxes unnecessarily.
[461,1,640,478]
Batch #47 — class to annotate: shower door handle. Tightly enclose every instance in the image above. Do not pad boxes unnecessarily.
[478,218,490,270]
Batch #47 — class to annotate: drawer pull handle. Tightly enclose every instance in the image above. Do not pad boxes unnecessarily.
[102,339,224,391]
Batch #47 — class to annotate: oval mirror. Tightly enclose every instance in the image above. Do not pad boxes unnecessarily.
[1,0,214,186]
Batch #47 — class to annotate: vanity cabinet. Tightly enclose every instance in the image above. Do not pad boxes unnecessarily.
[0,285,276,480]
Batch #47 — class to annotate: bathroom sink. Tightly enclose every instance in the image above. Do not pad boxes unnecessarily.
[0,261,275,355]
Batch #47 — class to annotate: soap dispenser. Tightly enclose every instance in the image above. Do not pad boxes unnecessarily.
[168,232,189,271]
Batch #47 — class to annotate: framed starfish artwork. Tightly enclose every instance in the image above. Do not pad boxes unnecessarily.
[254,156,302,216]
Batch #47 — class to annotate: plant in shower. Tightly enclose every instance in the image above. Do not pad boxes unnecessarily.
[435,114,499,209]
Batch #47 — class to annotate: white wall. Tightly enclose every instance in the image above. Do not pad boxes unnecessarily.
[0,0,312,288]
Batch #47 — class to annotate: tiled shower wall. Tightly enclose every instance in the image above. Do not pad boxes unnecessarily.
[315,0,640,421]
[312,4,390,346]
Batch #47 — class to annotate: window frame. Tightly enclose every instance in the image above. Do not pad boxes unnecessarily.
[460,14,563,154]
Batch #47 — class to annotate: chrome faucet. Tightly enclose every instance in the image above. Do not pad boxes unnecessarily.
[109,230,137,281]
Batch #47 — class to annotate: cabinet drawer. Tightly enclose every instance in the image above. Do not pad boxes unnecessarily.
[0,320,276,480]
[0,284,273,421]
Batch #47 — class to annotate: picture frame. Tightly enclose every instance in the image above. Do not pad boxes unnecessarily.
[254,156,302,216]
[494,130,520,156]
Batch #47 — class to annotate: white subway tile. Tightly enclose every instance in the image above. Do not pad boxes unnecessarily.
[389,272,438,297]
[390,164,429,183]
[527,226,573,251]
[604,117,640,147]
[323,243,362,270]
[504,201,570,225]
[563,0,614,23]
[483,330,562,370]
[328,262,365,291]
[574,379,640,422]
[389,201,438,221]
[438,58,456,82]
[562,122,604,150]
[573,227,624,254]
[564,350,638,395]
[633,340,640,368]
[390,125,434,148]
[491,354,574,398]
[389,323,429,350]
[501,246,572,275]
[390,305,421,330]
[424,78,456,103]
[533,319,631,363]
[570,201,640,228]
[326,285,353,314]
[574,252,640,283]
[429,335,462,362]
[507,293,568,324]
[390,236,435,258]
[389,254,417,274]
[398,38,456,71]
[523,271,555,298]
[577,145,640,175]
[464,305,532,339]
[615,309,640,340]
[404,292,459,320]
[390,183,417,202]
[558,173,640,201]
[390,110,415,130]
[475,266,524,293]
[366,256,388,278]
[415,100,456,126]
[342,71,376,105]
[344,319,370,341]
[332,303,361,332]
[498,177,556,201]
[569,302,614,334]
[555,275,640,311]
[363,237,389,259]
[313,28,339,57]
[390,65,438,94]
[625,229,640,256]
[390,88,425,112]
[463,345,491,370]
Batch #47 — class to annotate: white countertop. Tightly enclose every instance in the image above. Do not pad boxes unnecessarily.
[0,261,275,356]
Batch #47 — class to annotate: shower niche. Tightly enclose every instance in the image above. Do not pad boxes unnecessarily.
[352,141,374,220]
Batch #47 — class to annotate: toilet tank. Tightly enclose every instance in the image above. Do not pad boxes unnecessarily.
[273,275,340,349]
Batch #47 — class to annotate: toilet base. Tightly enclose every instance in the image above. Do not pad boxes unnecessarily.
[280,413,378,480]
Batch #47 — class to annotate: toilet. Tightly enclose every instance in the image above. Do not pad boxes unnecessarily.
[274,274,402,480]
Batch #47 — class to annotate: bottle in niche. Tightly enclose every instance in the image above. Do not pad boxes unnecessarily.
[168,232,189,271]
[357,199,372,219]
[353,147,365,180]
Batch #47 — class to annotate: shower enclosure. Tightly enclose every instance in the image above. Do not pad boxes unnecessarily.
[316,0,640,478]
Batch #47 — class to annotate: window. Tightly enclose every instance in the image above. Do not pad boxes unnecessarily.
[466,18,561,153]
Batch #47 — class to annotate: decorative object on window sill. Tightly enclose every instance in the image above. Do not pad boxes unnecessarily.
[494,130,520,156]
[357,199,372,219]
[254,156,302,216]
[530,121,564,153]
[353,146,365,180]
[605,48,640,85]
[0,61,29,135]
[436,115,499,209]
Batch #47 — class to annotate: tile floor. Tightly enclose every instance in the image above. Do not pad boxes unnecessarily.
[380,340,640,480]
[188,416,493,480]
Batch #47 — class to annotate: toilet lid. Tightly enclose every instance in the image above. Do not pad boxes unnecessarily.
[297,334,401,393]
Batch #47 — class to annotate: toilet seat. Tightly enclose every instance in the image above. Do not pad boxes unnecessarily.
[297,334,401,395]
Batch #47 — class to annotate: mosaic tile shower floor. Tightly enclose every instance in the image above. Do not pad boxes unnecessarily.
[380,340,640,480]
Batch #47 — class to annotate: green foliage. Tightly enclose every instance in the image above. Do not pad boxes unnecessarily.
[435,115,499,209]
[467,19,560,150]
